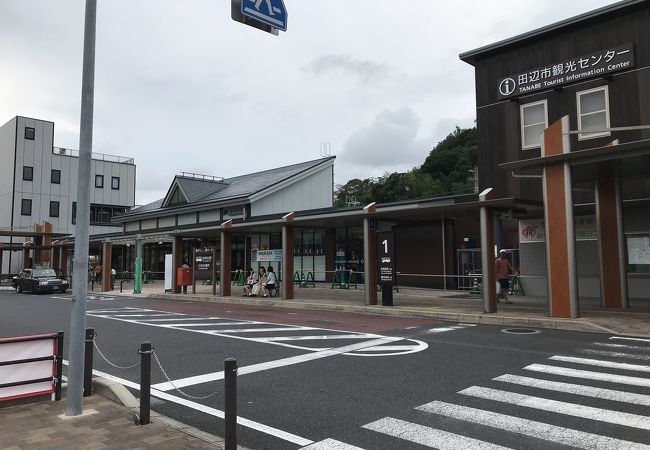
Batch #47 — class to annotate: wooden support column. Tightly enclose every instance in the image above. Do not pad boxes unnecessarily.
[220,220,232,297]
[363,203,377,306]
[33,223,43,266]
[479,188,497,313]
[42,221,52,267]
[542,116,578,318]
[172,235,182,294]
[102,240,112,291]
[596,175,628,308]
[51,241,60,271]
[60,241,69,277]
[282,212,294,300]
[22,242,30,270]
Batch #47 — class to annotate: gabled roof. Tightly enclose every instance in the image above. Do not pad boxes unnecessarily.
[123,156,335,219]
[459,0,646,65]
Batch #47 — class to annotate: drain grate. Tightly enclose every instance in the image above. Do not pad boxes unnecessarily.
[501,328,541,335]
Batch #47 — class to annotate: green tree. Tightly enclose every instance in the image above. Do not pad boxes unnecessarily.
[333,126,477,207]
[419,126,477,194]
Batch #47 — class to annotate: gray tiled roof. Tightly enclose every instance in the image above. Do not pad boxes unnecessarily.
[124,157,334,217]
[176,177,227,203]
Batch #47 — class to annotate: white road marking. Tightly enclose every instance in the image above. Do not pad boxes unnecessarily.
[362,417,512,450]
[62,361,314,447]
[151,322,263,327]
[581,349,650,361]
[417,401,650,450]
[549,355,650,372]
[524,363,650,387]
[134,317,231,322]
[594,342,650,352]
[206,326,316,333]
[610,336,650,344]
[299,438,366,450]
[90,308,152,313]
[356,345,422,352]
[494,374,650,406]
[256,334,381,342]
[88,307,428,358]
[459,385,650,430]
[110,314,177,318]
[151,337,400,391]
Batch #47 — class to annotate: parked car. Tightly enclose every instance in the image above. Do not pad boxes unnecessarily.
[13,268,69,294]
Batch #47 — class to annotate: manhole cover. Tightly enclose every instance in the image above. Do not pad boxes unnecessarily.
[501,328,541,335]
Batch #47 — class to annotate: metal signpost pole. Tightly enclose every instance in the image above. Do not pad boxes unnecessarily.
[66,0,97,416]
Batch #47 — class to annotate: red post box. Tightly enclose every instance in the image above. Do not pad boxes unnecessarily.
[176,267,193,286]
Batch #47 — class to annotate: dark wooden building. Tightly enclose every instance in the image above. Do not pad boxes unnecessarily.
[461,0,650,315]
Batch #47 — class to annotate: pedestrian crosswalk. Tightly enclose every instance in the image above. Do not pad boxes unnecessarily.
[305,335,650,450]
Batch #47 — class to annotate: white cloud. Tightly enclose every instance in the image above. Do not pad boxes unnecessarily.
[0,0,618,205]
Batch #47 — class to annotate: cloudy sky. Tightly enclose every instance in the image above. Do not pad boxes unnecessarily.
[1,0,616,205]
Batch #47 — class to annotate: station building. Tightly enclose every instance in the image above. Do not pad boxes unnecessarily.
[460,0,650,316]
[5,1,648,322]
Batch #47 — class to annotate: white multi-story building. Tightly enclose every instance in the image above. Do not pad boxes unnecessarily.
[0,116,136,274]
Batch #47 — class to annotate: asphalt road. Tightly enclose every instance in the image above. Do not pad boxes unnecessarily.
[2,289,649,449]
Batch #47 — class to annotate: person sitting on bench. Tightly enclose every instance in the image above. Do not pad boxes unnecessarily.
[263,266,277,297]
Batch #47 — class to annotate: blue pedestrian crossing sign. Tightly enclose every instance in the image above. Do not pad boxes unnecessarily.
[241,0,287,32]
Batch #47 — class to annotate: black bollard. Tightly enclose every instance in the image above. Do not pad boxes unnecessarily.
[83,328,95,397]
[224,358,238,450]
[55,331,64,401]
[138,342,152,425]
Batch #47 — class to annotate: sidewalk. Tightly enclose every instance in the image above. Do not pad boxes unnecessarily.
[0,380,247,450]
[98,279,650,337]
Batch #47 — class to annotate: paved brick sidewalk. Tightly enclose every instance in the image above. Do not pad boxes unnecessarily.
[0,396,219,449]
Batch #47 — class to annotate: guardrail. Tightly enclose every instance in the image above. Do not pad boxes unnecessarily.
[53,147,134,165]
[0,332,64,402]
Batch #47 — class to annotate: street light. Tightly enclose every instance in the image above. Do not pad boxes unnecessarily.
[66,0,96,417]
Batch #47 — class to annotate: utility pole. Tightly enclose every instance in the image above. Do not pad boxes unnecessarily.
[66,0,97,416]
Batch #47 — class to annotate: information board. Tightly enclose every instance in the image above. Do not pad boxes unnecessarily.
[194,249,214,281]
[376,231,395,285]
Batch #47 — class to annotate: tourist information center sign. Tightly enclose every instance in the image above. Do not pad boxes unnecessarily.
[497,43,634,99]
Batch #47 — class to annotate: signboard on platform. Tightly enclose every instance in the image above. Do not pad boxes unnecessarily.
[253,249,283,262]
[193,248,214,281]
[376,231,395,285]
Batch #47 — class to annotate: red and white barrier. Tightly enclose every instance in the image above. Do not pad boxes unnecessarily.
[0,332,63,402]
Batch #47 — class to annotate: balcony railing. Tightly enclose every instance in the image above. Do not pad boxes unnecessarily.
[53,147,135,165]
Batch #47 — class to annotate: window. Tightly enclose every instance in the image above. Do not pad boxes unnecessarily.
[577,86,610,140]
[89,204,128,225]
[24,127,35,140]
[23,166,33,181]
[72,202,77,225]
[49,201,60,218]
[21,199,32,216]
[520,100,548,149]
[51,169,61,184]
[111,176,120,190]
[95,174,104,188]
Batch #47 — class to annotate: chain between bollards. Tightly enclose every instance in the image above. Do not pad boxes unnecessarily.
[138,342,153,425]
[83,328,95,397]
[224,358,238,450]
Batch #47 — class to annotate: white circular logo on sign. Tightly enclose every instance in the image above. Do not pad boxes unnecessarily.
[499,78,516,97]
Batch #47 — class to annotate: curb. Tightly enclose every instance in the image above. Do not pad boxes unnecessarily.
[92,378,249,449]
[145,293,629,335]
